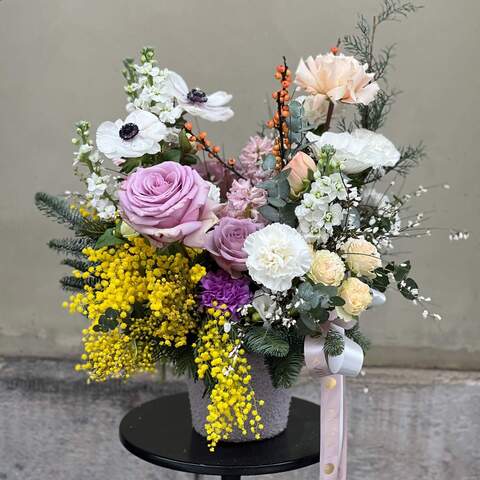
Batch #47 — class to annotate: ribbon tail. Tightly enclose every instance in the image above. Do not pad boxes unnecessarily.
[320,374,347,480]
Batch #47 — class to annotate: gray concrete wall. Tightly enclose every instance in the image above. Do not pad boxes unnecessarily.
[0,0,479,367]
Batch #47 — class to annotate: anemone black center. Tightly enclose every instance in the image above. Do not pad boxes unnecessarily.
[119,123,139,141]
[187,88,208,104]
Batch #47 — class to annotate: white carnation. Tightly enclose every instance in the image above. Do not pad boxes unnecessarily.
[244,224,312,292]
[307,128,400,174]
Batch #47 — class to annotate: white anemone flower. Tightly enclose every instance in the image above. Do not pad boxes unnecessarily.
[244,223,312,292]
[96,109,168,160]
[307,128,400,175]
[168,71,234,122]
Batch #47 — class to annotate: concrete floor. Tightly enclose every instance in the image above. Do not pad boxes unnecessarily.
[1,357,479,480]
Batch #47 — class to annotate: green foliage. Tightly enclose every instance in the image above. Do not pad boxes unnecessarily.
[340,0,423,162]
[95,227,127,249]
[345,324,371,354]
[257,169,299,227]
[262,154,277,171]
[265,333,304,388]
[324,329,345,357]
[243,326,290,358]
[60,258,94,271]
[294,282,338,333]
[60,275,98,292]
[93,307,119,332]
[371,260,419,300]
[48,237,94,257]
[167,345,197,378]
[287,100,308,146]
[35,192,112,239]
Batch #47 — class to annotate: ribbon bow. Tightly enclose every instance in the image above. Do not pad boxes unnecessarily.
[305,323,364,480]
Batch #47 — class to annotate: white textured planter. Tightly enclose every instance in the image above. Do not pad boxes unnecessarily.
[186,354,292,442]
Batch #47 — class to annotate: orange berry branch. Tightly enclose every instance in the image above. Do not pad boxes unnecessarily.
[266,56,291,171]
[184,122,246,180]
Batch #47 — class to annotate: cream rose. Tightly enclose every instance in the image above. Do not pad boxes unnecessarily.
[338,277,372,317]
[341,238,381,279]
[309,250,345,286]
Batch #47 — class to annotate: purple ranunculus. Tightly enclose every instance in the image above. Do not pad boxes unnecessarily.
[204,216,260,277]
[200,270,252,315]
[118,161,218,248]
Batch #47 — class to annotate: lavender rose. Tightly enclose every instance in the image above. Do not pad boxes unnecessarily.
[118,161,218,247]
[205,217,260,277]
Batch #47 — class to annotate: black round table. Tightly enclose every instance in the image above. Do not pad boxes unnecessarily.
[119,392,320,479]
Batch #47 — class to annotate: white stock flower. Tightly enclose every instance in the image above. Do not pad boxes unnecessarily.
[295,177,346,243]
[244,223,312,292]
[307,128,400,174]
[86,173,108,197]
[168,71,234,122]
[96,109,168,160]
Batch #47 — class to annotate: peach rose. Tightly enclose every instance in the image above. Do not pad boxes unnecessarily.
[283,152,316,194]
[295,53,379,106]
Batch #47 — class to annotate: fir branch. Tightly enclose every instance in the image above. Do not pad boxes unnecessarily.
[392,142,426,175]
[377,0,422,24]
[265,333,304,388]
[60,258,95,271]
[243,326,290,358]
[341,1,422,131]
[35,192,113,239]
[48,237,94,257]
[59,275,99,292]
[324,330,345,357]
[345,324,371,354]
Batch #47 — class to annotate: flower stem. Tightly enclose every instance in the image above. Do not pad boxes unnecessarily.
[324,101,335,132]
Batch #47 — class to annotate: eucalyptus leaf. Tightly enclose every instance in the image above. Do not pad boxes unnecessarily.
[268,197,286,208]
[258,205,280,222]
[262,154,277,171]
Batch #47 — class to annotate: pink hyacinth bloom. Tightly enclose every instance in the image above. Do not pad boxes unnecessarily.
[237,135,274,185]
[222,179,267,223]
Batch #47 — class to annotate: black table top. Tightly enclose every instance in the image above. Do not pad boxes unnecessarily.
[119,392,320,477]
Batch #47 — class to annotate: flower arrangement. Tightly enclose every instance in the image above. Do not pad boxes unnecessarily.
[36,0,467,461]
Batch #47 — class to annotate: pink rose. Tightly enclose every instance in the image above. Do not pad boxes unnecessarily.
[283,152,316,194]
[118,161,218,248]
[205,217,260,277]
